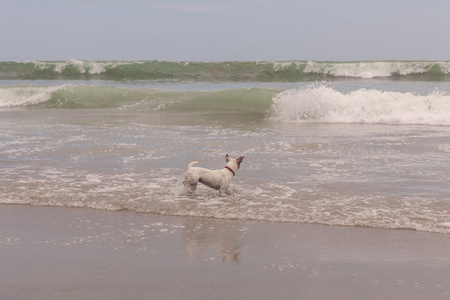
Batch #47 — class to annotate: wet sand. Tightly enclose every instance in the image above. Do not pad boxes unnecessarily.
[1,205,449,300]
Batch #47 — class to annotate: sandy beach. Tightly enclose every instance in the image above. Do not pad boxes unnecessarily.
[1,205,449,300]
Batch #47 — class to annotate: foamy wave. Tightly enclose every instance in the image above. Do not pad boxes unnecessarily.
[0,85,65,107]
[272,84,450,125]
[2,60,450,81]
[303,61,450,79]
[29,59,143,75]
[271,61,304,72]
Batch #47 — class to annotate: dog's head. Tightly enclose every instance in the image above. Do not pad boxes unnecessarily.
[226,154,245,169]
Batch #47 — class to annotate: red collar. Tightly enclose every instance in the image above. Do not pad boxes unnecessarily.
[225,166,235,176]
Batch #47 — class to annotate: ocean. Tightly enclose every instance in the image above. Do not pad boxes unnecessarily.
[1,60,449,234]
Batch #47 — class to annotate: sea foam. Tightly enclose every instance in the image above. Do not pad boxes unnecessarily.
[272,84,450,125]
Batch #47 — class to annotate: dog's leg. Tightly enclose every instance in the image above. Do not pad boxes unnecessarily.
[219,183,229,196]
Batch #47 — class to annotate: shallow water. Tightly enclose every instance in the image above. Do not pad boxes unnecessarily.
[1,73,450,233]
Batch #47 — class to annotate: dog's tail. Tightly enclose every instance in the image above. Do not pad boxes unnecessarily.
[187,161,198,169]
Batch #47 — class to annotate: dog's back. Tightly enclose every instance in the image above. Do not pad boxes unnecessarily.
[183,155,244,195]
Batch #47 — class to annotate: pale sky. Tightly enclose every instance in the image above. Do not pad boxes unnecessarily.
[1,0,450,61]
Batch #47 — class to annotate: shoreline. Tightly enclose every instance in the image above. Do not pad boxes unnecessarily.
[1,205,449,299]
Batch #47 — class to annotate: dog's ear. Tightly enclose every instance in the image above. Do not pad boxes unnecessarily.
[226,154,231,162]
[237,156,245,168]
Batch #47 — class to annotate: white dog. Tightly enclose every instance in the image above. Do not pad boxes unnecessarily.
[183,154,245,196]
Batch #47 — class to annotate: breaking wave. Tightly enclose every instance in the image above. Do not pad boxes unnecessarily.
[2,60,450,81]
[0,84,278,113]
[272,84,450,125]
[2,82,450,126]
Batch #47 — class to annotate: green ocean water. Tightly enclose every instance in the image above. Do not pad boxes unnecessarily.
[1,60,450,81]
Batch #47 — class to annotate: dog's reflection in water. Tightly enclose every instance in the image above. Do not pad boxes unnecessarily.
[183,217,241,263]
